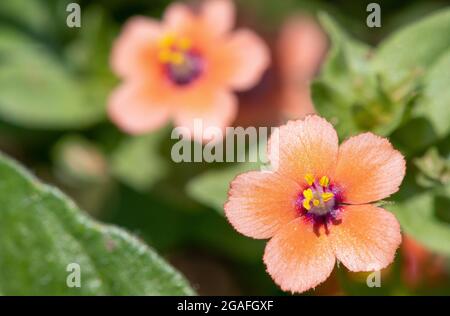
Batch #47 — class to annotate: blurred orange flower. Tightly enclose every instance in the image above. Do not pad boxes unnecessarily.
[225,115,405,293]
[277,15,327,118]
[402,235,448,289]
[108,0,269,142]
[235,15,327,127]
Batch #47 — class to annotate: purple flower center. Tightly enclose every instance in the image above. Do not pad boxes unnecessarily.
[296,174,343,234]
[157,33,205,86]
[164,51,204,86]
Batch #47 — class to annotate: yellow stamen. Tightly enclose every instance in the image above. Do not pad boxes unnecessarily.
[322,192,334,202]
[177,37,191,51]
[303,188,313,200]
[159,33,175,49]
[319,176,330,187]
[303,199,311,211]
[305,174,315,186]
[313,199,320,207]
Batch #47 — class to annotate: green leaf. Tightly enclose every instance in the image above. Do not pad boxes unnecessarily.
[311,80,358,138]
[383,2,449,35]
[314,13,406,138]
[312,13,371,138]
[374,8,450,87]
[65,5,116,76]
[414,49,450,137]
[187,163,258,213]
[0,0,51,32]
[414,147,450,188]
[391,192,450,256]
[317,12,373,91]
[390,117,438,156]
[315,10,450,140]
[0,152,194,295]
[0,28,105,129]
[111,128,169,191]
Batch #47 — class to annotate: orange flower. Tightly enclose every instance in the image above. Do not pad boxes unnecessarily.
[402,235,447,289]
[277,15,327,118]
[235,15,327,128]
[225,115,406,293]
[108,0,270,142]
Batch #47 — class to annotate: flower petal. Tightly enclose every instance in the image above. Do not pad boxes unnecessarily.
[334,133,406,204]
[108,82,170,134]
[280,83,315,119]
[172,89,237,142]
[163,2,194,31]
[223,29,270,91]
[263,218,335,293]
[110,17,161,79]
[201,0,235,36]
[277,16,327,81]
[225,171,301,239]
[330,204,401,272]
[268,115,339,184]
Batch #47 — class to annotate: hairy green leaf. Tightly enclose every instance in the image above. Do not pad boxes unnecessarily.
[374,8,450,87]
[0,153,194,295]
[414,50,450,137]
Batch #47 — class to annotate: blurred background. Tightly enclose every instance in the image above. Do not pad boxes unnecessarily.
[0,0,449,295]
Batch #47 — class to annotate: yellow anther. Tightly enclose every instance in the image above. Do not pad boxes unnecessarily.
[303,188,313,200]
[313,199,320,207]
[159,33,175,48]
[305,174,315,186]
[322,192,334,202]
[177,37,191,51]
[302,199,311,211]
[319,176,330,187]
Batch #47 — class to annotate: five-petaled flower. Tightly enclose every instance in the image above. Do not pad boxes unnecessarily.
[236,15,327,127]
[109,0,270,142]
[225,115,406,293]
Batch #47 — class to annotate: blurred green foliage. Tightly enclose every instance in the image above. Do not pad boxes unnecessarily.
[0,0,449,295]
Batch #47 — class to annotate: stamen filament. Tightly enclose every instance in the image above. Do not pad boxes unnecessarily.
[300,175,336,214]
